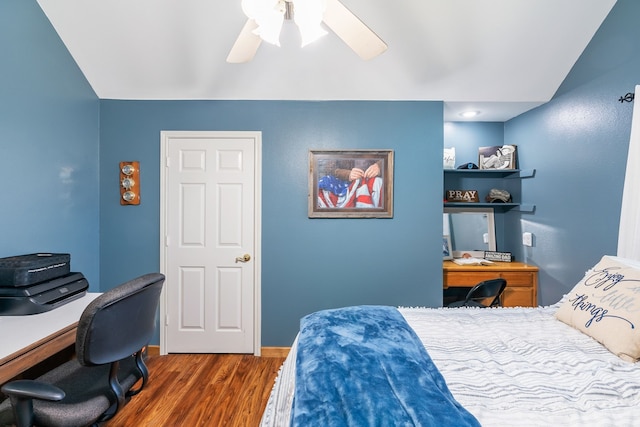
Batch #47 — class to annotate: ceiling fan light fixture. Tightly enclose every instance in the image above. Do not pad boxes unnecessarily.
[242,0,286,46]
[241,0,328,48]
[228,0,387,63]
[293,0,328,47]
[254,12,285,46]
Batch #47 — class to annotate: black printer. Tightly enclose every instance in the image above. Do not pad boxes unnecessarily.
[0,253,88,315]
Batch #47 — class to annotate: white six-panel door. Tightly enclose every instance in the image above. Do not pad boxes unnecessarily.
[160,131,261,355]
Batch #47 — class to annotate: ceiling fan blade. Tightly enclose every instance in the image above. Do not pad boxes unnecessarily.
[322,0,387,60]
[226,19,262,63]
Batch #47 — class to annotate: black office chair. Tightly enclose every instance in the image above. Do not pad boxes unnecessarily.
[447,278,507,308]
[0,272,165,427]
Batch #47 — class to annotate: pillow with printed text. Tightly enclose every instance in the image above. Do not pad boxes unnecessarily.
[555,255,640,362]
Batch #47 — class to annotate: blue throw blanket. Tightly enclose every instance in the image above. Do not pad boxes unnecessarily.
[291,306,480,427]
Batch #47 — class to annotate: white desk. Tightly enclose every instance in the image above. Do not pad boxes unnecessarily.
[0,293,100,384]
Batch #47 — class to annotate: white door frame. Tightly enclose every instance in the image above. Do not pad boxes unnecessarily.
[158,130,262,356]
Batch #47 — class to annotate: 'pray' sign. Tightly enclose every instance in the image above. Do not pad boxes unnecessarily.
[445,190,479,203]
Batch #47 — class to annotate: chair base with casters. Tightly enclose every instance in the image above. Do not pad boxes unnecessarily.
[446,278,507,308]
[0,273,164,427]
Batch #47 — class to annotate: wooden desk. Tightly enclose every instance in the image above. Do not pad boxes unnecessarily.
[0,293,100,384]
[443,261,538,307]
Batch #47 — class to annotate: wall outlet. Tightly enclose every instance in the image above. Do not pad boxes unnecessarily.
[522,232,533,247]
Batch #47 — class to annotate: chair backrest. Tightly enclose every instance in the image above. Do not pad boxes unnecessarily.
[76,273,165,366]
[464,278,507,307]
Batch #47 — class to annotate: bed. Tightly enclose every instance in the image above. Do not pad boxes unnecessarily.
[260,256,640,426]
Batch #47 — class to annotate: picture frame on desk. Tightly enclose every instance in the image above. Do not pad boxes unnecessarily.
[443,235,453,260]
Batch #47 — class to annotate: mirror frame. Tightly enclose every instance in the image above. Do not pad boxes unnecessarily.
[443,207,496,258]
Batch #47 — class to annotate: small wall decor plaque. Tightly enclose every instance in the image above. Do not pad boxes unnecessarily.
[484,251,512,262]
[445,190,479,203]
[443,147,456,170]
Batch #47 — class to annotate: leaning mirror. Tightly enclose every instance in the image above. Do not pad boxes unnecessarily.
[443,208,496,258]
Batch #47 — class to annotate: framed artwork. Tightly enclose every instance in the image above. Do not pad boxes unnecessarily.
[478,145,517,170]
[308,149,394,218]
[443,235,453,260]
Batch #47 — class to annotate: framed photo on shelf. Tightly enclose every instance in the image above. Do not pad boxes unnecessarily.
[478,145,517,170]
[443,235,453,260]
[308,149,394,218]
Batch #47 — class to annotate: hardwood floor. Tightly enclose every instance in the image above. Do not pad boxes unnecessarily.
[107,353,286,427]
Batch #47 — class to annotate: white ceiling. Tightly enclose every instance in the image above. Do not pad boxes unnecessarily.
[36,0,617,122]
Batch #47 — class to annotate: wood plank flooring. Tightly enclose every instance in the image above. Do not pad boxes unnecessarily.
[107,353,286,427]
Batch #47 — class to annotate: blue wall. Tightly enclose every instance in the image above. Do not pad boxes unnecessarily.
[4,0,640,347]
[445,0,640,306]
[504,0,639,305]
[444,122,505,166]
[99,100,444,345]
[0,0,100,288]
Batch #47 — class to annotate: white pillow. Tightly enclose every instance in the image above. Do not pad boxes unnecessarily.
[555,255,640,362]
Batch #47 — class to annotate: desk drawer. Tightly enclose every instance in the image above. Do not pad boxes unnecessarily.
[443,271,534,287]
[502,287,535,308]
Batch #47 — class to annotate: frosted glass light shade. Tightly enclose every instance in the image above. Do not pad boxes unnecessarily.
[293,0,328,47]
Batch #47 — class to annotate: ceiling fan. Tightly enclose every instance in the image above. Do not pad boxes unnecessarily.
[226,0,387,63]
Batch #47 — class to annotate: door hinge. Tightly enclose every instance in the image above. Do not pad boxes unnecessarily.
[165,314,170,326]
[165,156,171,167]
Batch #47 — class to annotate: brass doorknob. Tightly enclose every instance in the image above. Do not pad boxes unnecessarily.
[235,254,251,263]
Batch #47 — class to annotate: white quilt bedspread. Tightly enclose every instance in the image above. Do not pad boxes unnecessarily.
[261,305,640,426]
[401,305,640,426]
